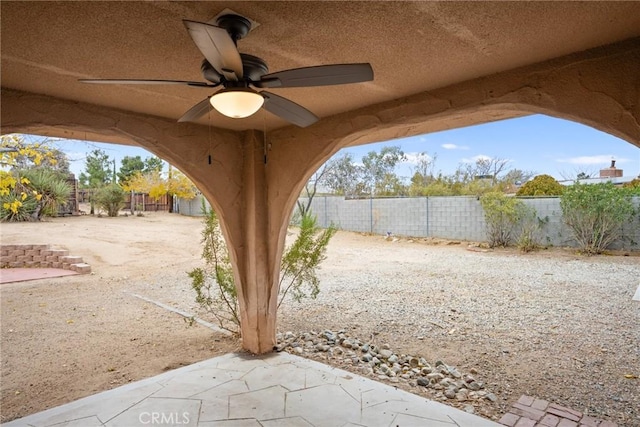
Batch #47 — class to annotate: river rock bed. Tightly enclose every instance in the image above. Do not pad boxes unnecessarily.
[276,329,500,419]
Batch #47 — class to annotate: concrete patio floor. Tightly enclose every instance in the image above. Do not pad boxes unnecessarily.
[0,268,78,284]
[5,352,500,427]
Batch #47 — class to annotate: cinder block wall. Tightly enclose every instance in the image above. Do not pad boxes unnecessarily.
[303,196,640,250]
[0,244,91,273]
[426,197,486,241]
[178,195,640,250]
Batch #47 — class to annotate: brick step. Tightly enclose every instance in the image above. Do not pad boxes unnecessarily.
[70,263,91,274]
[60,255,84,266]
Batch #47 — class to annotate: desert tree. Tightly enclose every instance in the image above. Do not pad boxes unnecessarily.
[361,145,406,196]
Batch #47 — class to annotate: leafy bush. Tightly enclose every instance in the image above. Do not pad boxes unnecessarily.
[94,184,125,217]
[517,205,546,252]
[188,205,238,332]
[278,212,337,308]
[480,192,526,247]
[416,181,455,196]
[189,203,335,332]
[517,174,564,196]
[623,178,640,190]
[560,182,637,254]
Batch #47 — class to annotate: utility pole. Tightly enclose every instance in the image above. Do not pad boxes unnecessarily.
[168,164,174,213]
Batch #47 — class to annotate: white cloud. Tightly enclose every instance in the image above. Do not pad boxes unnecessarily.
[461,154,492,164]
[556,155,630,165]
[441,143,469,150]
[402,152,433,165]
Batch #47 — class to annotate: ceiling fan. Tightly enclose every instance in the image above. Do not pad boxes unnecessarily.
[80,14,374,128]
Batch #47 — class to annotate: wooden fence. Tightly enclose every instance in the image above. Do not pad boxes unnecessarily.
[58,175,79,216]
[78,190,171,212]
[125,193,170,212]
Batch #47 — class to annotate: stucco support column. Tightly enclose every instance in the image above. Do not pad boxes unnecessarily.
[223,130,279,354]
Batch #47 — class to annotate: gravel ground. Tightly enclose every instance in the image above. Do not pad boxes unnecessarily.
[275,233,640,425]
[144,230,640,425]
[146,232,640,426]
[2,215,639,425]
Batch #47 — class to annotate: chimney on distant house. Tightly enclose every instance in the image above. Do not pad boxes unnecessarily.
[600,159,623,178]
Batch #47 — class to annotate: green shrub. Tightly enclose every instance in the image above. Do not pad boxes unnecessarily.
[517,174,564,196]
[517,205,547,252]
[419,181,455,196]
[480,192,526,247]
[560,182,636,254]
[94,184,125,217]
[278,212,337,308]
[188,204,238,332]
[189,203,336,332]
[623,178,640,191]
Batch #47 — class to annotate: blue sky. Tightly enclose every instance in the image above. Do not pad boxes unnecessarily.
[27,114,640,182]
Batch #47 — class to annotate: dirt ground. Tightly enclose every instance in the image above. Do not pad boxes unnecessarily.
[0,212,242,423]
[1,211,639,424]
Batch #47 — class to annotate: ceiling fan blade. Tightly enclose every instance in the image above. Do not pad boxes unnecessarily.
[178,98,212,123]
[256,63,373,88]
[261,91,318,128]
[79,79,216,87]
[183,20,243,81]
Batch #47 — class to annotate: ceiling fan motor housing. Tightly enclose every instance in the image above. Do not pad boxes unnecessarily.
[216,14,252,43]
[240,54,269,81]
[201,54,269,84]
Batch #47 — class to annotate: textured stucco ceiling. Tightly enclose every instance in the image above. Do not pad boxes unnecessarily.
[2,1,640,131]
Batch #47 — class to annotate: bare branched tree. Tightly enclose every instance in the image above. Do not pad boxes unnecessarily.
[412,152,437,180]
[467,157,511,181]
[558,167,598,181]
[296,163,330,218]
[502,169,537,185]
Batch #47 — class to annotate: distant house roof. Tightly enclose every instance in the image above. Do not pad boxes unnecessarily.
[558,175,637,186]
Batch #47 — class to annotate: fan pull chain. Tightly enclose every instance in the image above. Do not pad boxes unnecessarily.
[208,105,212,165]
[263,109,268,165]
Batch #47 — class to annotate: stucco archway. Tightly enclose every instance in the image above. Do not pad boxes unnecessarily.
[2,36,639,354]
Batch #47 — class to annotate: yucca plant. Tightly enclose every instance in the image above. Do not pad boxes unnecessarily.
[20,168,71,220]
[0,192,37,222]
[0,169,70,221]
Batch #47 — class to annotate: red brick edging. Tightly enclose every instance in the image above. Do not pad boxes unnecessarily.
[0,244,91,274]
[499,395,618,427]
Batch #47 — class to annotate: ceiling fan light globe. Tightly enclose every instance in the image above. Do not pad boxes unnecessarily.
[209,88,264,118]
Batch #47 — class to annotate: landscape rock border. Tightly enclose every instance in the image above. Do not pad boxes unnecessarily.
[276,329,498,418]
